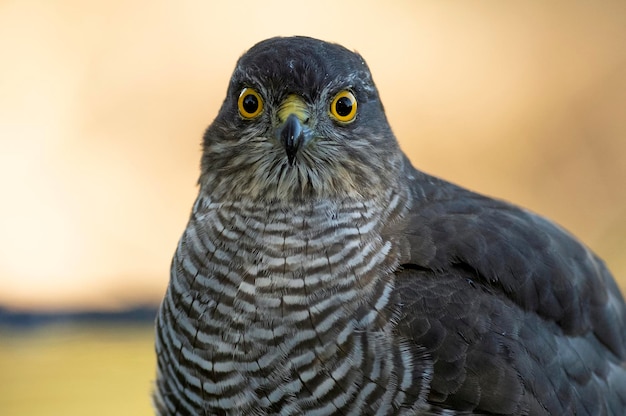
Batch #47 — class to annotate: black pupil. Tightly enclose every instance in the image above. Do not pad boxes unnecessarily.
[335,96,353,117]
[242,94,259,114]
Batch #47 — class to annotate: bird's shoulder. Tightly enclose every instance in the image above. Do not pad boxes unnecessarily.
[394,159,626,414]
[399,160,626,357]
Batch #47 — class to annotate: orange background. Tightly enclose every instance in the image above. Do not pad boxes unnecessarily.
[1,1,625,310]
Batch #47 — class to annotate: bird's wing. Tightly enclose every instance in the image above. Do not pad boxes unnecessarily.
[395,159,626,414]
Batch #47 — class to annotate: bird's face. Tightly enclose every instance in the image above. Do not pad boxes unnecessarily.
[200,36,404,203]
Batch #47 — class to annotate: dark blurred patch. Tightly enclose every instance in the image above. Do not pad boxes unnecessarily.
[0,304,159,329]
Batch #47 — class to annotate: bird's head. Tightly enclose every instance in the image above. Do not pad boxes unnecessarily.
[200,36,404,203]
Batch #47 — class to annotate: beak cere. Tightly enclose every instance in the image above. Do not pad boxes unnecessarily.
[280,113,305,166]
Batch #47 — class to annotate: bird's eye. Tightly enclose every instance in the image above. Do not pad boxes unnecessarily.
[329,90,357,123]
[238,88,264,119]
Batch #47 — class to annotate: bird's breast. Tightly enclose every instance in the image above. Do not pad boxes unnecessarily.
[155,190,418,413]
[182,196,400,326]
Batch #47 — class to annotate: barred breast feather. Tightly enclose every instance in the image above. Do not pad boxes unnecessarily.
[154,187,431,415]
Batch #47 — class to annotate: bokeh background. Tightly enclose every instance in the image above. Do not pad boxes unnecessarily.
[1,1,625,415]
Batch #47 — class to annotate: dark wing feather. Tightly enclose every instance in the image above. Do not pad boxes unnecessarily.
[395,159,626,414]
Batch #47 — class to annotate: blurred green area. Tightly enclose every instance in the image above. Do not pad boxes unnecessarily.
[0,324,155,416]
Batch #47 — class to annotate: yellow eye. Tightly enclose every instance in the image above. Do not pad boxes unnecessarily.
[238,88,264,119]
[329,90,357,123]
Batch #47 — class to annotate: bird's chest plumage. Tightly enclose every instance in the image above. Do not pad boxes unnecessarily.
[155,193,426,414]
[187,198,393,346]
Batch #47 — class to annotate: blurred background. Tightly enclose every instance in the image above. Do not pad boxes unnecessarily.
[1,1,625,414]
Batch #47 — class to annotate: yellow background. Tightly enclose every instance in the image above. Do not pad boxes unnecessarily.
[1,1,625,415]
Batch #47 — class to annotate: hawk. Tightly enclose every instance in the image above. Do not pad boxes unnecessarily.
[154,36,626,415]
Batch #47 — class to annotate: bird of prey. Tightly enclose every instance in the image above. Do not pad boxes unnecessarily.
[154,36,626,415]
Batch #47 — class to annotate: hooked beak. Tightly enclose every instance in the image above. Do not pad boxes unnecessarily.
[280,113,305,166]
[276,94,310,166]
